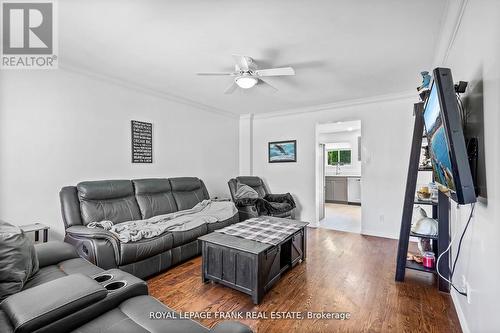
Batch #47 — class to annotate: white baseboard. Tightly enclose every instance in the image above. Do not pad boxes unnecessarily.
[451,290,470,333]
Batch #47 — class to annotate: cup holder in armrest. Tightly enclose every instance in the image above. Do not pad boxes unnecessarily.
[94,274,113,283]
[104,280,127,291]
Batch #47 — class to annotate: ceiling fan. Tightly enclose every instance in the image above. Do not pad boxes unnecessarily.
[196,54,295,94]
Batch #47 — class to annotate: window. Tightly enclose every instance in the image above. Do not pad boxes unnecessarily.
[327,149,351,165]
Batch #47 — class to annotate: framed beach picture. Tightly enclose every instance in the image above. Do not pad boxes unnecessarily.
[268,140,297,163]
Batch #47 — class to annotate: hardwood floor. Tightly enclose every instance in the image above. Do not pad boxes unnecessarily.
[148,228,461,333]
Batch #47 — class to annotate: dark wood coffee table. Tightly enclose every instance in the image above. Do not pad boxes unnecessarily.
[198,217,308,304]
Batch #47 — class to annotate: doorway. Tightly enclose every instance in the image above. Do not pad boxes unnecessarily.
[316,120,362,233]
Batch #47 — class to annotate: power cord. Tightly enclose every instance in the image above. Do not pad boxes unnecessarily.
[456,93,470,129]
[436,203,475,296]
[451,203,475,278]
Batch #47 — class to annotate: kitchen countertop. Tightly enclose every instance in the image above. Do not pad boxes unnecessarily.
[326,175,361,178]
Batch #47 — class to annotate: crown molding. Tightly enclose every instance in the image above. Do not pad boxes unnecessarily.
[59,63,239,119]
[432,0,469,67]
[247,90,417,120]
[239,113,254,120]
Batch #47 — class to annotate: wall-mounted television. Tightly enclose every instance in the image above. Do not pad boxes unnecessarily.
[423,68,476,204]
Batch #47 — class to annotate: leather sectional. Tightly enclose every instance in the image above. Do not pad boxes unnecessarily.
[60,177,238,278]
[0,241,252,333]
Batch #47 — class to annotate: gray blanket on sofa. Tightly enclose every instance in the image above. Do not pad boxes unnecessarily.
[87,200,237,243]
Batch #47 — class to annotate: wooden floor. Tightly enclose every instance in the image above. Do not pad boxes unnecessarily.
[148,228,461,333]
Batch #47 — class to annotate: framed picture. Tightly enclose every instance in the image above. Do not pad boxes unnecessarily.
[268,140,297,163]
[131,120,153,163]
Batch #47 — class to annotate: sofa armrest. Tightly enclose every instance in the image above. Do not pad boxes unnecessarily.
[263,193,296,207]
[65,226,120,269]
[211,321,254,333]
[66,226,120,243]
[234,198,258,207]
[1,274,107,333]
[35,241,79,268]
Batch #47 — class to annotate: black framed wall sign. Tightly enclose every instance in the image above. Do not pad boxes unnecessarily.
[268,140,297,163]
[131,120,153,163]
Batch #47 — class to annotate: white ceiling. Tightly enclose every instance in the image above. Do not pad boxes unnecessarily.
[59,0,447,115]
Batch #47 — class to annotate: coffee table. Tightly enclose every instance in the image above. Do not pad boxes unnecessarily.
[198,217,308,304]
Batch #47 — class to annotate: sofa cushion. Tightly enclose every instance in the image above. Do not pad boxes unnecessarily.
[170,224,208,248]
[23,258,103,290]
[35,241,79,268]
[0,221,39,301]
[71,295,209,333]
[119,232,174,266]
[234,183,259,200]
[77,180,142,225]
[133,179,178,219]
[236,176,267,198]
[169,177,209,211]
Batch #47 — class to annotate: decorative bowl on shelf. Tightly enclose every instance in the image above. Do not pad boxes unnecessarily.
[416,190,432,200]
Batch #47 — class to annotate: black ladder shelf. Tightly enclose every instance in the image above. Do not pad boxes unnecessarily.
[395,102,450,293]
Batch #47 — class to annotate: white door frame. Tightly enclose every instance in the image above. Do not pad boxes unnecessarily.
[314,120,363,226]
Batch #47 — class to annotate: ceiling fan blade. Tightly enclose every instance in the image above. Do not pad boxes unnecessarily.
[258,78,278,92]
[232,54,251,71]
[224,81,238,94]
[196,72,235,76]
[255,67,295,77]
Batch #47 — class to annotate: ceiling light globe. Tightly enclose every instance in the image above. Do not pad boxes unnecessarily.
[236,76,258,89]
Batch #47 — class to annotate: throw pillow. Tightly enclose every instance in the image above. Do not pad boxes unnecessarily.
[234,183,259,200]
[0,220,39,301]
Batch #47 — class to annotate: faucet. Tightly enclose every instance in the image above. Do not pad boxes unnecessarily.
[335,163,343,175]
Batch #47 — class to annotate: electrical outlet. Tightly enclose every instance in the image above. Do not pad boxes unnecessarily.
[379,214,384,223]
[466,282,471,304]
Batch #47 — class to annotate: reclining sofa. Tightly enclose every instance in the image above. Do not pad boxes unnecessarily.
[0,240,252,333]
[60,177,238,279]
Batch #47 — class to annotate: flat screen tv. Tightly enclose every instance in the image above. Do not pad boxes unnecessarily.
[423,67,476,204]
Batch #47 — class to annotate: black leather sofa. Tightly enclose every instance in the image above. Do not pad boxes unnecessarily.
[0,241,252,333]
[228,176,295,220]
[60,177,238,279]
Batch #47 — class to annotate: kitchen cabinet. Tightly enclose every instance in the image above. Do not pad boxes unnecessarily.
[332,177,348,202]
[325,176,347,202]
[325,176,361,204]
[325,179,334,202]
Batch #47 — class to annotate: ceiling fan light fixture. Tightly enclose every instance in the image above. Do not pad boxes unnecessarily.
[197,55,295,93]
[235,76,258,89]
